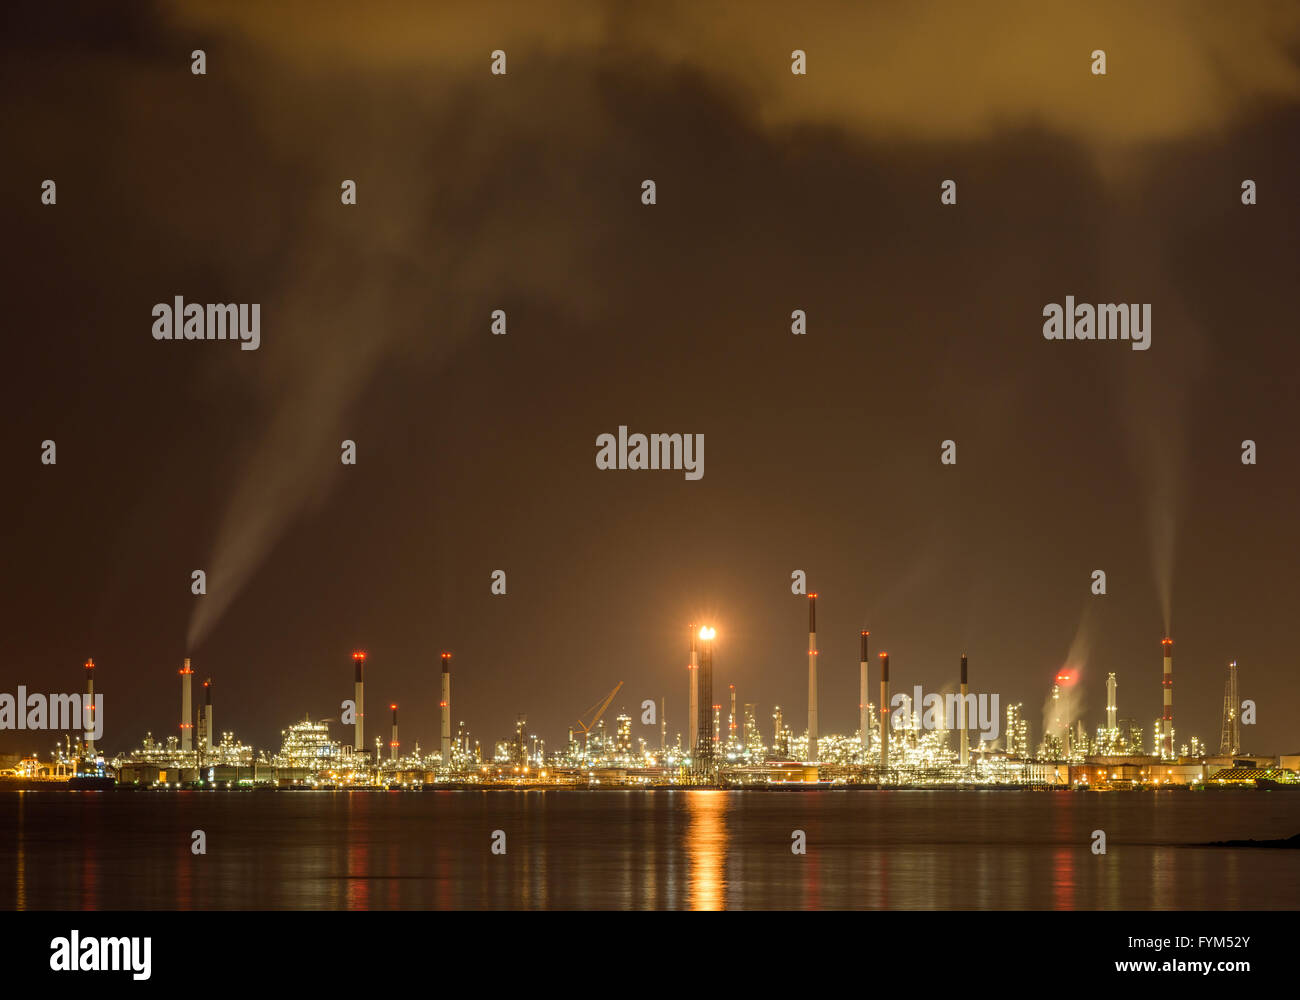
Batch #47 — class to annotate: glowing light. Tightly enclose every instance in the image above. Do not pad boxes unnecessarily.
[698,626,716,640]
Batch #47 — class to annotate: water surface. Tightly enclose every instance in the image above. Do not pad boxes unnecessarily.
[3,788,1298,909]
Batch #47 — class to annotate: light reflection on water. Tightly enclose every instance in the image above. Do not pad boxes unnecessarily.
[686,791,727,910]
[1,789,1298,910]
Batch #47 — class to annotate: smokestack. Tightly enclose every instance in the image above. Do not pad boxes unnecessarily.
[390,704,399,760]
[688,626,699,755]
[660,697,666,752]
[1161,638,1173,759]
[83,659,95,756]
[729,684,736,744]
[879,652,890,770]
[440,652,452,772]
[204,678,213,751]
[696,630,714,775]
[1106,672,1117,731]
[807,593,818,761]
[959,654,969,767]
[352,651,366,757]
[180,658,194,753]
[859,631,870,754]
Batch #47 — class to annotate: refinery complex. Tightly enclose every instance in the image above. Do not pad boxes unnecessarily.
[3,595,1295,791]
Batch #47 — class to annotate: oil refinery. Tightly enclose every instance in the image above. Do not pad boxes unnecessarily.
[3,599,1295,792]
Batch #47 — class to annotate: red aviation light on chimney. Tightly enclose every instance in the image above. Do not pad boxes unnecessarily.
[352,651,367,662]
[84,658,94,670]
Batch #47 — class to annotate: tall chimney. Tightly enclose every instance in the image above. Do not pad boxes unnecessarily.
[204,678,214,751]
[440,652,452,772]
[729,684,737,745]
[959,654,969,767]
[859,631,870,754]
[695,630,714,776]
[807,593,818,761]
[180,658,194,753]
[688,626,699,755]
[660,698,666,752]
[83,658,96,757]
[878,652,890,770]
[1106,672,1117,731]
[390,704,399,760]
[1161,638,1173,758]
[352,651,366,757]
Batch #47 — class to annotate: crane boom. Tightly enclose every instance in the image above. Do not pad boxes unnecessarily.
[575,681,624,734]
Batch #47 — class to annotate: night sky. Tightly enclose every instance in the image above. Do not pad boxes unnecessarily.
[3,1,1299,756]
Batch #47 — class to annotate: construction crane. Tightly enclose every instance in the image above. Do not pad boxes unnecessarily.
[575,681,623,753]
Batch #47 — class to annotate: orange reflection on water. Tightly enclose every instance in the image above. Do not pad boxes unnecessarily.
[1051,847,1075,910]
[14,792,25,911]
[347,841,370,910]
[685,791,728,910]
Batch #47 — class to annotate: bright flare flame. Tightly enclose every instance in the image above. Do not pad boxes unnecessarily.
[698,626,716,641]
